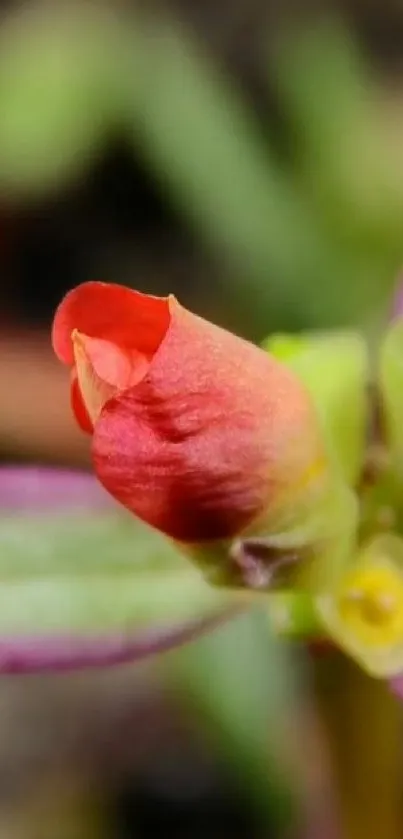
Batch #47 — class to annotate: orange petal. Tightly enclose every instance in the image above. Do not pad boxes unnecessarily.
[72,330,149,423]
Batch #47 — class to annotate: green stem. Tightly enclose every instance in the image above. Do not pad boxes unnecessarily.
[312,651,402,839]
[268,592,320,637]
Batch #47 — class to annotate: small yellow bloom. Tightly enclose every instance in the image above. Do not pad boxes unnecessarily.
[338,562,403,647]
[317,535,403,677]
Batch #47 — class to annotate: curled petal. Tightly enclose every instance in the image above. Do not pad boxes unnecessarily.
[52,281,170,365]
[72,330,150,422]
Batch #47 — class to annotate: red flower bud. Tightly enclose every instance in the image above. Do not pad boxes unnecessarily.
[52,282,326,547]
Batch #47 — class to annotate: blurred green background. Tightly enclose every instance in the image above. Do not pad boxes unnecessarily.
[1,0,403,836]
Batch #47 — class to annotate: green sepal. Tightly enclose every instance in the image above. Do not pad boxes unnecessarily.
[264,330,368,487]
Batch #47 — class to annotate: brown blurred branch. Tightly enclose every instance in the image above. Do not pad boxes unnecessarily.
[0,330,90,467]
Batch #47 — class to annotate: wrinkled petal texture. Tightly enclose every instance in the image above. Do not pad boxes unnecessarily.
[53,282,324,543]
[55,284,324,543]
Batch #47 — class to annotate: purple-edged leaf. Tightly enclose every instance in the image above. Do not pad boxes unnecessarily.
[0,615,227,674]
[0,466,110,511]
[0,467,234,671]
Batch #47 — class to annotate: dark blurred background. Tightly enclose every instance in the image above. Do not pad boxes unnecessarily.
[0,1,402,836]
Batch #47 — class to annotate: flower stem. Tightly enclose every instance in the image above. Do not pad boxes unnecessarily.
[311,651,402,839]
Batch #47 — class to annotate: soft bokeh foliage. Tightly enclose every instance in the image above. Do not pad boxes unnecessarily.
[1,1,403,837]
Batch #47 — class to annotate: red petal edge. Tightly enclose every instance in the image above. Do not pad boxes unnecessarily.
[71,370,93,434]
[52,281,171,365]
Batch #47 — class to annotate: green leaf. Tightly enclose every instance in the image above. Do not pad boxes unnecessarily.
[122,17,370,332]
[271,18,371,158]
[0,511,230,634]
[0,503,331,642]
[0,5,121,197]
[270,19,403,251]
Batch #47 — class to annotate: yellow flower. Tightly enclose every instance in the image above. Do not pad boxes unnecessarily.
[317,534,403,677]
